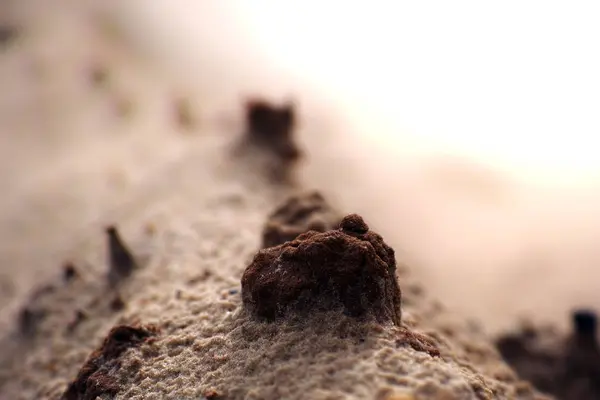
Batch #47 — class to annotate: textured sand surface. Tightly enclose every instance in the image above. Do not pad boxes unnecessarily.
[0,5,548,397]
[0,126,548,398]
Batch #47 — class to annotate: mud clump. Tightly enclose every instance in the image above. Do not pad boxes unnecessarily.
[245,98,302,162]
[62,324,158,400]
[496,309,600,400]
[242,214,402,325]
[262,191,342,248]
[106,226,137,287]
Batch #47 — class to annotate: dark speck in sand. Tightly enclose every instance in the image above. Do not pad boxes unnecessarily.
[0,26,18,47]
[63,262,79,282]
[106,225,138,287]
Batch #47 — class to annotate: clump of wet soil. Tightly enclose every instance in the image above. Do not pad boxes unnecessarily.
[242,214,402,325]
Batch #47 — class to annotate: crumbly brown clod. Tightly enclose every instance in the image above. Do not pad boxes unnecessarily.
[244,98,302,162]
[61,324,158,400]
[496,309,600,400]
[242,214,402,325]
[106,226,137,287]
[110,294,126,311]
[262,191,342,248]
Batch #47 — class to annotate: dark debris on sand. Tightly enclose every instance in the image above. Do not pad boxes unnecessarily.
[106,226,138,287]
[62,324,158,400]
[0,26,18,47]
[244,98,302,162]
[262,191,342,248]
[62,262,79,283]
[496,309,600,400]
[242,214,402,325]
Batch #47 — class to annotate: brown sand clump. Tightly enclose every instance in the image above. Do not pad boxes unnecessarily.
[61,324,158,400]
[242,214,402,325]
[245,98,302,162]
[496,309,600,399]
[262,190,342,248]
[106,226,138,287]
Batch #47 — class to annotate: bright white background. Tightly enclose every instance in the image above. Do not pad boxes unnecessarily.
[121,1,600,184]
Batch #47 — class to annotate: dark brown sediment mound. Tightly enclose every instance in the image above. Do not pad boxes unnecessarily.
[62,324,158,400]
[242,214,402,325]
[106,226,137,287]
[244,98,302,162]
[262,191,342,248]
[496,309,600,400]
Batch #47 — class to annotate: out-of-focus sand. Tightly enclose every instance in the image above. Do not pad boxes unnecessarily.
[2,0,600,341]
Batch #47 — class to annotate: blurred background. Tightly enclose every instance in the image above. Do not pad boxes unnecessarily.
[2,0,600,335]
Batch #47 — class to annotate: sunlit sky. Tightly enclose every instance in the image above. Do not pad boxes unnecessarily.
[124,1,600,182]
